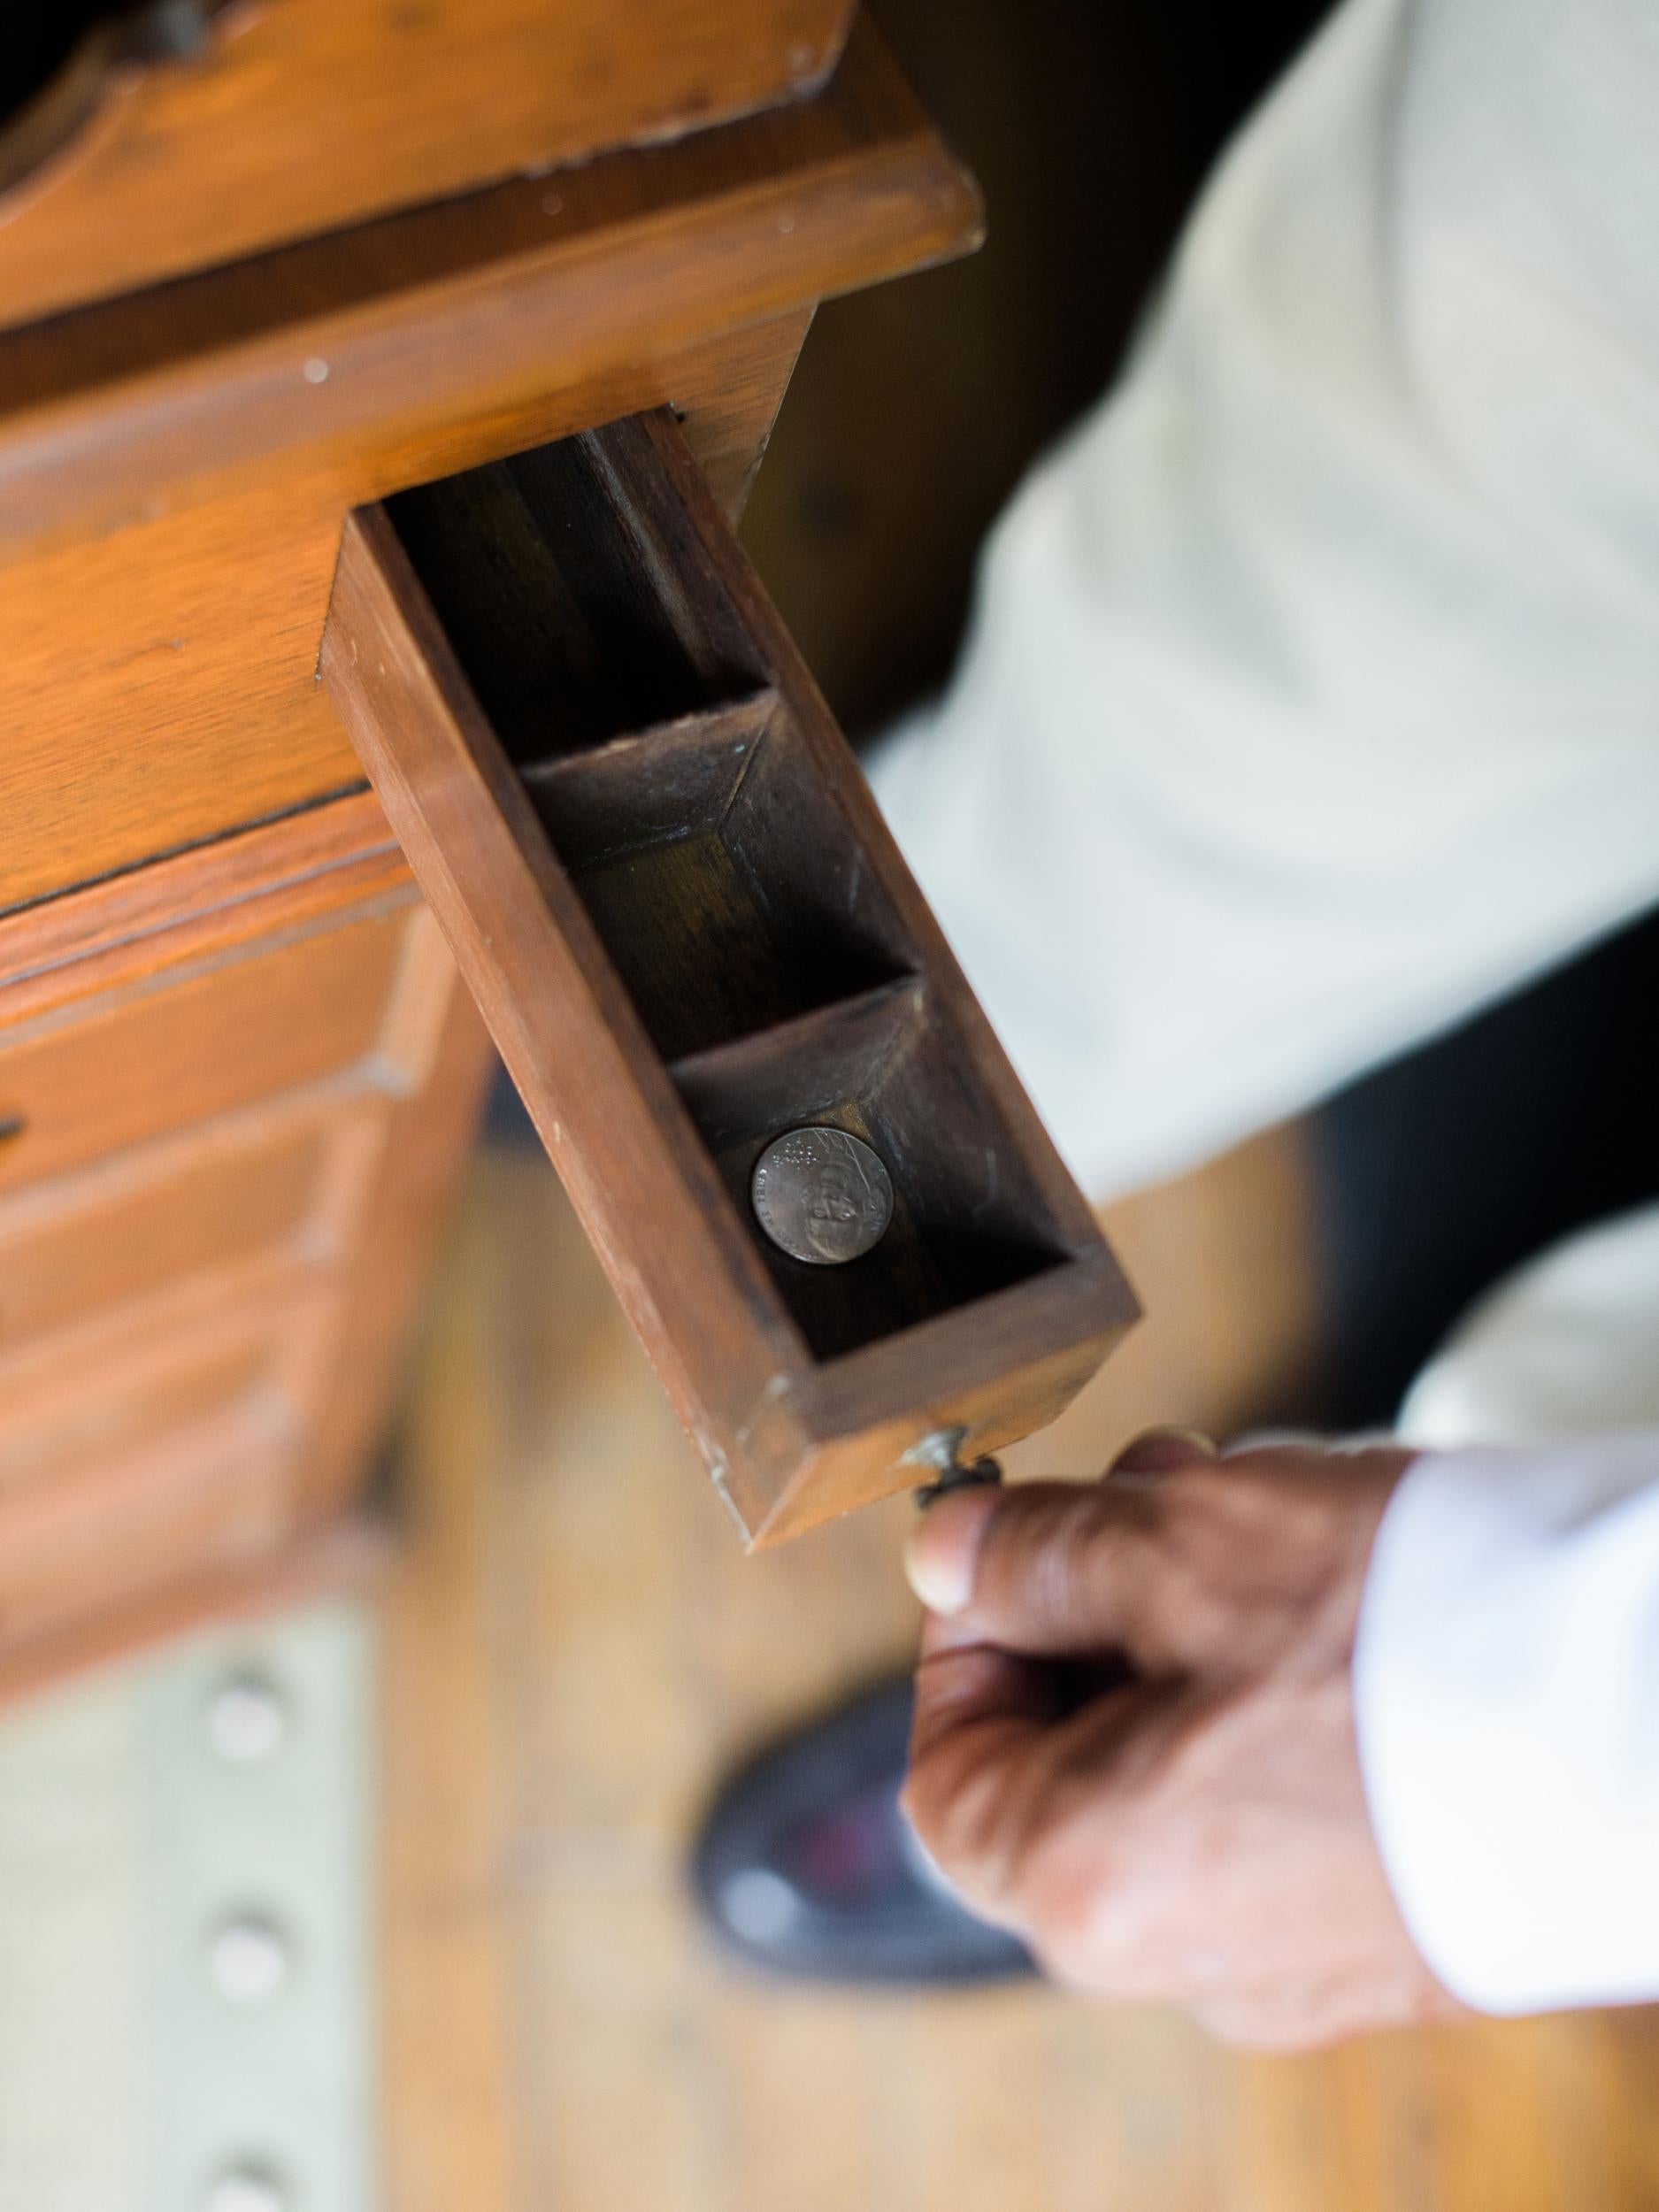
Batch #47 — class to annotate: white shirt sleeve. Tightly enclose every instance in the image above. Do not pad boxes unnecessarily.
[1356,1432,1659,2013]
[870,0,1659,1203]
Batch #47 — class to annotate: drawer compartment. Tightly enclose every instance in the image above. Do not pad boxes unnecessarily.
[0,908,409,1200]
[673,984,1066,1363]
[323,409,1136,1543]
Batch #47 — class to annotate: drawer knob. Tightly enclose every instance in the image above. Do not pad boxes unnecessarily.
[0,1113,24,1147]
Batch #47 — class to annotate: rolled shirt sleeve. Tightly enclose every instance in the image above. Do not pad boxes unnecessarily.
[871,0,1659,1203]
[1355,1432,1659,2012]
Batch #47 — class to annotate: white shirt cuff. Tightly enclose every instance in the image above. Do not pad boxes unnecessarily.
[1355,1432,1659,2013]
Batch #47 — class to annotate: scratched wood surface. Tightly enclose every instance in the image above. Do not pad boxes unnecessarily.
[380,1133,1659,2212]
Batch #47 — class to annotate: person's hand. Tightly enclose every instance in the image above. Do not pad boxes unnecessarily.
[902,1432,1463,2048]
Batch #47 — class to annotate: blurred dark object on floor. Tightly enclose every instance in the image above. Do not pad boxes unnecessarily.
[691,1676,1034,1985]
[1314,903,1659,1428]
[743,0,1338,739]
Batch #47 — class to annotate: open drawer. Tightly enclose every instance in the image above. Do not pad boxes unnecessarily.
[321,410,1135,1543]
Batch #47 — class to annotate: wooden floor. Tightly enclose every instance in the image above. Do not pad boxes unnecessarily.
[379,1135,1659,2212]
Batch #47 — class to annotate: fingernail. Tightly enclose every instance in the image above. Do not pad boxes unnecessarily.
[904,1486,1001,1614]
[1110,1424,1219,1476]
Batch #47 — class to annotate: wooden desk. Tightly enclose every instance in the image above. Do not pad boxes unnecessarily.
[0,3,1133,1695]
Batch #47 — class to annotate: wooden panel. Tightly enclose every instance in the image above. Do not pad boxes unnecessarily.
[296,949,496,1524]
[0,0,854,330]
[0,788,406,1024]
[0,1512,388,1714]
[0,1095,386,1355]
[0,315,810,916]
[0,1271,325,1496]
[0,1406,294,1651]
[0,21,976,551]
[322,409,1134,1541]
[0,787,489,1691]
[0,905,412,1198]
[0,23,978,916]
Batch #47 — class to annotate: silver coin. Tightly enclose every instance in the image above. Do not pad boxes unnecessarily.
[750,1125,895,1266]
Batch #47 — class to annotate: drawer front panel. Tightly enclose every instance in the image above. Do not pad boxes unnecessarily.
[0,909,408,1200]
[0,1291,321,1501]
[0,791,488,1688]
[0,1102,384,1355]
[0,0,853,330]
[0,1413,292,1652]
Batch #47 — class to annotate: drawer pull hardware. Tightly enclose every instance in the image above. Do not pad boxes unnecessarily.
[0,1114,25,1148]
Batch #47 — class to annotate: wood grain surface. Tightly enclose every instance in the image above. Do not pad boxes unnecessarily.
[323,408,1133,1539]
[0,0,854,330]
[0,22,974,917]
[0,22,976,550]
[0,793,487,1684]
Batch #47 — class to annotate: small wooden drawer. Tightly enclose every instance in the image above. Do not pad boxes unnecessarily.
[0,1098,386,1356]
[323,409,1136,1542]
[0,906,410,1202]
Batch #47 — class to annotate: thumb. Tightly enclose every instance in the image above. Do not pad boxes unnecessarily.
[904,1476,1190,1671]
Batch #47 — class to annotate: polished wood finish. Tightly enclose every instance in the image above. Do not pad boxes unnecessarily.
[297,944,496,1522]
[0,1513,391,1714]
[0,908,409,1198]
[0,0,855,330]
[0,9,986,1669]
[323,408,1133,1541]
[0,787,401,1008]
[0,791,488,1672]
[0,1097,377,1354]
[0,23,976,550]
[0,312,816,916]
[0,24,973,918]
[0,1279,302,1482]
[0,1409,294,1650]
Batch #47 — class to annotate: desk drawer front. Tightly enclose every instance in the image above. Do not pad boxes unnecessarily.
[0,907,411,1201]
[0,1410,293,1651]
[0,1101,385,1357]
[0,1286,324,1502]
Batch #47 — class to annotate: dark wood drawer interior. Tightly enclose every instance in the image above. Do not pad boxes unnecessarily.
[325,409,1136,1541]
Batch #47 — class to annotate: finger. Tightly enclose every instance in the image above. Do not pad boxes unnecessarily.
[904,1612,1061,1919]
[906,1478,1190,1671]
[1110,1425,1217,1477]
[911,1672,1181,1964]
